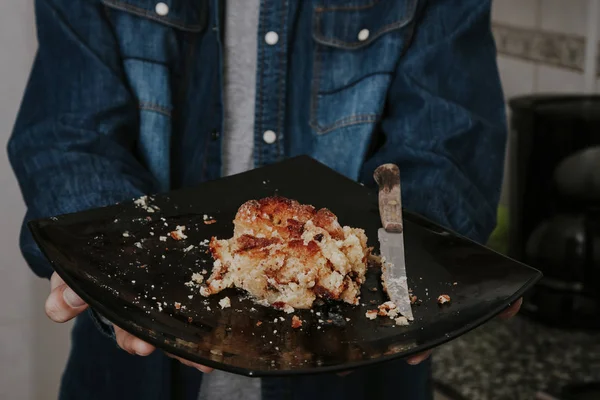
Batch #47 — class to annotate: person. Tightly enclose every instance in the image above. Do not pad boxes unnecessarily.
[8,0,521,399]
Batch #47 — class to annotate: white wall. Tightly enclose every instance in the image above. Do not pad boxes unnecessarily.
[0,2,72,400]
[491,0,600,205]
[493,0,597,99]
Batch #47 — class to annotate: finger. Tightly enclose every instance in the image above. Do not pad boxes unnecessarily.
[499,297,523,320]
[114,325,155,356]
[166,353,214,373]
[406,350,433,365]
[45,274,88,323]
[50,272,65,291]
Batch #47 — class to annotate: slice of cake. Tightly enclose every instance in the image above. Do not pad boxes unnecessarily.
[200,196,369,310]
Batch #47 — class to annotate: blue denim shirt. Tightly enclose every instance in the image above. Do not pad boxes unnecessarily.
[8,0,506,399]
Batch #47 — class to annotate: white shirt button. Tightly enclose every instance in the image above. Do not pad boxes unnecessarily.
[155,2,169,16]
[358,29,370,41]
[265,31,279,45]
[263,130,277,144]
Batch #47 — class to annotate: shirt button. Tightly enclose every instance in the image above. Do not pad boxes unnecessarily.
[265,31,279,45]
[155,2,169,16]
[357,29,370,41]
[263,130,277,144]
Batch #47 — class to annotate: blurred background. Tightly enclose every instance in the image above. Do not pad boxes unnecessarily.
[1,1,599,399]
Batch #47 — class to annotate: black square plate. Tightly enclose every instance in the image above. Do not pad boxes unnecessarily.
[28,156,541,377]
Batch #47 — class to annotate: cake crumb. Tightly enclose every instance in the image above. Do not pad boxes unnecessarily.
[191,273,204,284]
[377,301,398,318]
[395,316,409,326]
[159,236,167,242]
[170,226,187,240]
[366,310,378,320]
[123,232,130,238]
[204,219,217,225]
[219,297,231,309]
[256,321,263,326]
[183,245,195,252]
[291,315,302,329]
[438,294,451,304]
[174,302,181,310]
[283,304,295,314]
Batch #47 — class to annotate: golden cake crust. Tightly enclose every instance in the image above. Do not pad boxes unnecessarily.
[201,197,369,310]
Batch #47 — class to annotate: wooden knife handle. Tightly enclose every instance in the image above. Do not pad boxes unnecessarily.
[374,163,403,233]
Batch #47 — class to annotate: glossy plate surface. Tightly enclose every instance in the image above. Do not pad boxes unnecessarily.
[29,156,542,376]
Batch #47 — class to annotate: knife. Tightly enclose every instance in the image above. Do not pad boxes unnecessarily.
[374,164,414,321]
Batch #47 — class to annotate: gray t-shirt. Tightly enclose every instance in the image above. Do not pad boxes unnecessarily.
[221,0,258,177]
[198,1,260,399]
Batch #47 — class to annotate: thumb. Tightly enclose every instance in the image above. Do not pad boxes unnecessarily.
[45,272,88,323]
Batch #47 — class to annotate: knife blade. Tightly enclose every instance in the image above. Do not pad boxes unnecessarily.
[373,164,414,321]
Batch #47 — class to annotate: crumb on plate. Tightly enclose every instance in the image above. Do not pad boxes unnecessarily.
[291,315,302,328]
[219,296,231,309]
[377,301,399,318]
[365,310,378,320]
[170,225,187,240]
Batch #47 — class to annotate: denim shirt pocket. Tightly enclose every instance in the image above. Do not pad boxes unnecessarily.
[101,0,208,190]
[310,0,418,135]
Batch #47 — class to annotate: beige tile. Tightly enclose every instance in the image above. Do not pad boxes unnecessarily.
[537,65,584,93]
[497,56,538,100]
[540,0,589,36]
[492,0,540,28]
